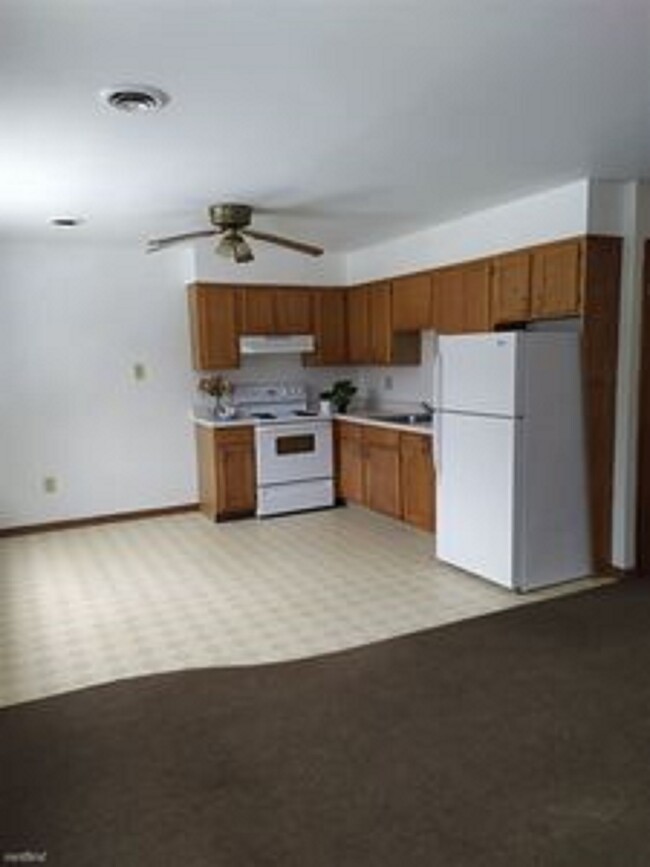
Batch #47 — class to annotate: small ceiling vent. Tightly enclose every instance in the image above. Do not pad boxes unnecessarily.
[100,85,170,114]
[50,217,84,227]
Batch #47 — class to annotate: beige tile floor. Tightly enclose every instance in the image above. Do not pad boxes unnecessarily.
[0,506,611,707]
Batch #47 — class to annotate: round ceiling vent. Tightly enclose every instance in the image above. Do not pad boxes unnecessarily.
[100,84,170,114]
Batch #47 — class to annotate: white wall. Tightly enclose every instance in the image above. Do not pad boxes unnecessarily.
[347,180,590,283]
[0,241,197,528]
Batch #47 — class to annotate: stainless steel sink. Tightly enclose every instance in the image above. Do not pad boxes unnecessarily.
[372,412,433,426]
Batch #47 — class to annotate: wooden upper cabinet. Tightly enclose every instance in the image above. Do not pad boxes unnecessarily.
[308,289,348,366]
[274,288,313,334]
[491,251,531,325]
[369,281,392,363]
[391,273,433,331]
[432,261,491,334]
[530,240,583,319]
[240,286,313,334]
[347,282,420,366]
[400,432,435,532]
[240,287,275,334]
[188,283,239,371]
[347,285,372,363]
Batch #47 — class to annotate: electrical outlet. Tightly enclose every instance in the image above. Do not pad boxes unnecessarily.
[43,476,57,494]
[383,375,393,391]
[133,362,147,381]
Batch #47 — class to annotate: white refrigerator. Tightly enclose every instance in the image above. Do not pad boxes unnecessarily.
[433,331,591,591]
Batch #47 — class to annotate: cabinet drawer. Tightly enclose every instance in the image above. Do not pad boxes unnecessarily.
[336,420,364,441]
[214,427,255,446]
[363,426,400,449]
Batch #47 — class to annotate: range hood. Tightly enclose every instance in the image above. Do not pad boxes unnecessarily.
[239,335,315,355]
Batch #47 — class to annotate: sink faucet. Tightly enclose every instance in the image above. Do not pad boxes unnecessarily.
[421,400,434,415]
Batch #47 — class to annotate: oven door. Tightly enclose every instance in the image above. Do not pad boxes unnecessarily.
[255,421,333,486]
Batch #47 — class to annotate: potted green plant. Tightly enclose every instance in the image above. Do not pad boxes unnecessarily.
[320,379,358,414]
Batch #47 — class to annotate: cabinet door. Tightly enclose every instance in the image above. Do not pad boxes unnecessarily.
[215,429,256,517]
[309,289,348,366]
[188,284,239,371]
[240,287,276,334]
[530,240,582,319]
[460,263,492,332]
[336,422,364,503]
[369,281,393,363]
[274,288,312,334]
[432,267,464,334]
[391,273,432,331]
[363,427,401,518]
[492,252,531,325]
[196,425,219,520]
[432,263,491,334]
[400,433,435,531]
[195,426,255,520]
[347,285,371,364]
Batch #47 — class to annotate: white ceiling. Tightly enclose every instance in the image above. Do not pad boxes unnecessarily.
[0,0,648,252]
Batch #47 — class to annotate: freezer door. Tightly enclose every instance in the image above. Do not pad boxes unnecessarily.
[436,413,522,588]
[434,332,523,417]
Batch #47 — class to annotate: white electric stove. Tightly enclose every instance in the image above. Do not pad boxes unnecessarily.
[232,384,334,517]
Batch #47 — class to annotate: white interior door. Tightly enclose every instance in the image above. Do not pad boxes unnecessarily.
[436,412,521,588]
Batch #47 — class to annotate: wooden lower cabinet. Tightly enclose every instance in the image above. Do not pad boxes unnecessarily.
[364,427,402,518]
[196,425,256,521]
[400,432,435,531]
[335,420,434,531]
[336,421,364,502]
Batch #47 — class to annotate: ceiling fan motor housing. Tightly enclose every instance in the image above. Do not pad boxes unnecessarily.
[209,203,252,229]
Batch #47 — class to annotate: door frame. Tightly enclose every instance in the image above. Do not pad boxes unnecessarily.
[636,240,650,574]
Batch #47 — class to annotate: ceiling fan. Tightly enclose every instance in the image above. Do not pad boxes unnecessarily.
[146,203,324,263]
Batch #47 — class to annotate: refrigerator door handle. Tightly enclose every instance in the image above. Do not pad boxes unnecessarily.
[433,349,443,475]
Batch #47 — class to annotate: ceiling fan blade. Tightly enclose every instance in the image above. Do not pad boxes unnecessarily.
[146,229,219,252]
[242,228,324,257]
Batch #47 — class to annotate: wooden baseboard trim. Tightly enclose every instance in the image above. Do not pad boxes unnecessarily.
[0,503,200,538]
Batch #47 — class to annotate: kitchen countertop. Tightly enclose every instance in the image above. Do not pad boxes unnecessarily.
[191,409,256,430]
[334,410,433,435]
[192,408,433,435]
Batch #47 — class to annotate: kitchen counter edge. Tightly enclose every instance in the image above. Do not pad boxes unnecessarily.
[334,412,433,436]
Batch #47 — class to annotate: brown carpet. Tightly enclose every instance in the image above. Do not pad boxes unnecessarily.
[1,581,650,866]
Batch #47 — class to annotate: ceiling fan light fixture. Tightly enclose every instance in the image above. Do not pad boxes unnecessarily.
[233,237,254,264]
[216,230,254,263]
